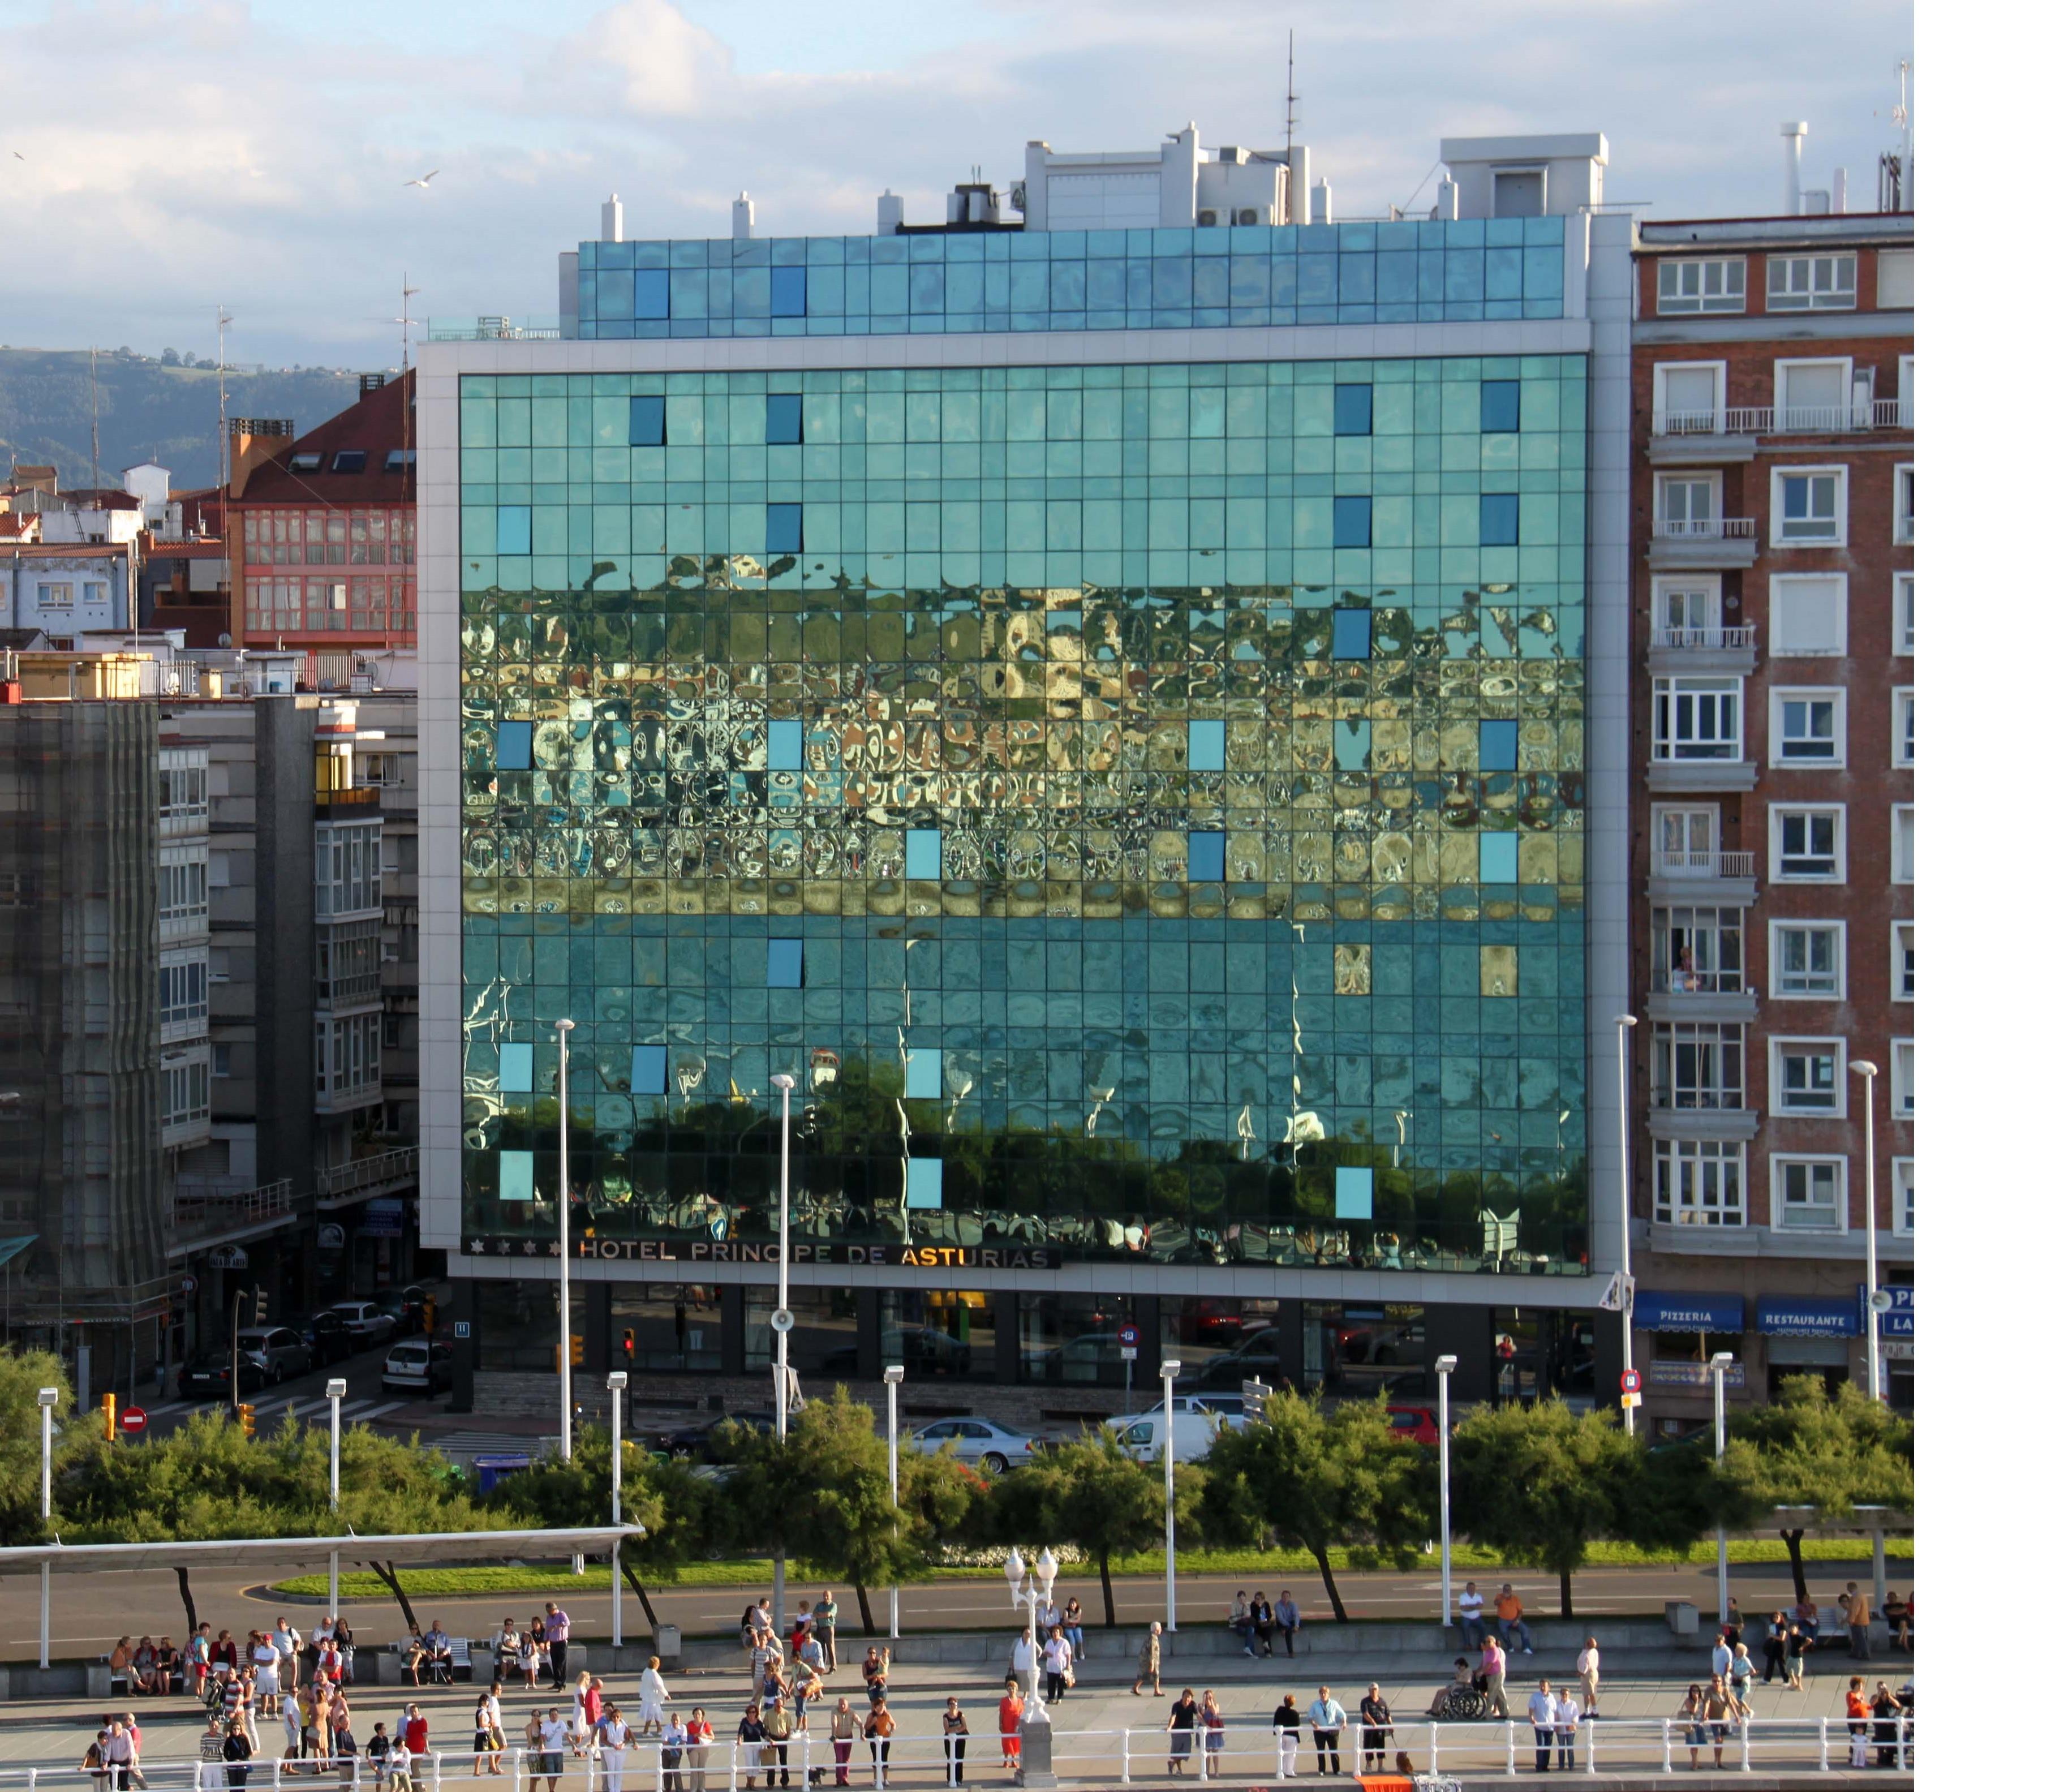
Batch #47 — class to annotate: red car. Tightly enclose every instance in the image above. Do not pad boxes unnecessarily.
[1386,1405,1439,1446]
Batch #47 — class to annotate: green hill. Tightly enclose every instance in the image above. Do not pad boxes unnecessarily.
[0,347,374,492]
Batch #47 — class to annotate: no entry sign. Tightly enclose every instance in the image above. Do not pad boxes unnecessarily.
[119,1406,149,1436]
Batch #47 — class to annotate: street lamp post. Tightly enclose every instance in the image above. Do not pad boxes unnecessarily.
[1709,1352,1733,1626]
[884,1364,905,1640]
[37,1385,58,1669]
[1158,1358,1181,1633]
[555,1017,577,1462]
[769,1072,797,1631]
[1851,1059,1882,1402]
[608,1369,627,1647]
[1434,1354,1457,1628]
[1614,1013,1639,1435]
[326,1376,348,1615]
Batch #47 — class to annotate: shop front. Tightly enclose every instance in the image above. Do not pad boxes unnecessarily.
[1757,1295,1858,1401]
[1632,1290,1744,1433]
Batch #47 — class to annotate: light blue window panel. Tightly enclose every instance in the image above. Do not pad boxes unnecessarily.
[495,505,532,555]
[1334,1166,1374,1221]
[1188,719,1226,771]
[767,719,803,771]
[766,393,803,444]
[768,938,804,987]
[498,1150,536,1203]
[498,1043,535,1093]
[630,1044,668,1094]
[633,269,670,320]
[1479,833,1520,883]
[1480,379,1521,432]
[905,1047,942,1100]
[1480,493,1520,545]
[1332,608,1372,659]
[770,267,807,316]
[1332,496,1371,548]
[1334,719,1371,771]
[1188,830,1226,882]
[1480,719,1519,771]
[906,1157,943,1210]
[906,827,942,879]
[494,721,533,769]
[1334,384,1373,435]
[629,395,666,445]
[767,503,803,554]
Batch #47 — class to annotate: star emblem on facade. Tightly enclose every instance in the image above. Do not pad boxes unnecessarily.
[470,1239,485,1253]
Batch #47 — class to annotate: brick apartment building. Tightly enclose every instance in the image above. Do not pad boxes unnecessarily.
[1627,212,1914,1421]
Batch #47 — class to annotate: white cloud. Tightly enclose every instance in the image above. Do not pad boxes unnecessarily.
[543,0,736,118]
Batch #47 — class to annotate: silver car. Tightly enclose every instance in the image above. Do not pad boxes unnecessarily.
[908,1416,1048,1474]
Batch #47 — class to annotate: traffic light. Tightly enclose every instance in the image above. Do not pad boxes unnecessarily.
[251,1290,269,1323]
[553,1336,586,1372]
[621,1328,635,1364]
[422,1297,437,1336]
[101,1392,117,1441]
[238,1403,257,1439]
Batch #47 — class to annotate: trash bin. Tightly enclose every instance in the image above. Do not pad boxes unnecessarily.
[1664,1600,1701,1638]
[653,1624,680,1661]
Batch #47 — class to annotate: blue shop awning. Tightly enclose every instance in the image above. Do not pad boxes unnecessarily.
[1633,1291,1744,1332]
[1758,1296,1860,1337]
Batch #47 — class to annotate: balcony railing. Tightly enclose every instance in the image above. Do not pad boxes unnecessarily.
[1652,969,1753,995]
[1655,517,1758,540]
[1652,624,1757,651]
[315,785,380,810]
[171,1176,295,1235]
[315,1146,419,1204]
[1652,848,1757,879]
[1658,398,1911,437]
[428,316,565,342]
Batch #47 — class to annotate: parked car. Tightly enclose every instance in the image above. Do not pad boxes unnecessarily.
[320,1300,398,1346]
[300,1310,355,1368]
[381,1337,455,1394]
[887,1325,973,1376]
[1184,1327,1284,1390]
[1106,1409,1223,1463]
[1021,1333,1132,1382]
[236,1325,314,1386]
[651,1409,780,1462]
[1384,1405,1440,1447]
[178,1348,238,1400]
[908,1416,1048,1473]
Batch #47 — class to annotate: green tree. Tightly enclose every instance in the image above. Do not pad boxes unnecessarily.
[988,1425,1199,1627]
[1722,1378,1914,1602]
[1202,1391,1429,1622]
[0,1349,76,1547]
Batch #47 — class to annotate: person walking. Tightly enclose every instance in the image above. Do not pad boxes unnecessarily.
[1760,1614,1788,1689]
[1728,1641,1756,1709]
[1356,1684,1392,1774]
[1552,1687,1580,1771]
[638,1660,669,1738]
[1478,1636,1510,1719]
[1275,1592,1301,1658]
[1456,1583,1485,1650]
[1199,1691,1226,1779]
[1526,1682,1554,1773]
[1709,1632,1733,1682]
[1009,1628,1038,1694]
[996,1684,1022,1777]
[1040,1629,1072,1706]
[1133,1622,1163,1698]
[1308,1686,1345,1777]
[1784,1615,1809,1690]
[939,1698,969,1788]
[543,1606,570,1694]
[1165,1688,1198,1776]
[1270,1694,1298,1779]
[813,1594,840,1673]
[1575,1638,1600,1718]
[862,1694,895,1790]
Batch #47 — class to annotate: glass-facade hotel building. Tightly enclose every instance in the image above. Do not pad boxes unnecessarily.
[419,130,1636,1413]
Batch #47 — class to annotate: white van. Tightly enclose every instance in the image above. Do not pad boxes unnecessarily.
[1107,1409,1223,1463]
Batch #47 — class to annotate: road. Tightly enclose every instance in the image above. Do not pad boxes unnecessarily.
[134,1330,437,1439]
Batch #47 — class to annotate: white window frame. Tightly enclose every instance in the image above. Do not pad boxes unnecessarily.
[1773,357,1852,433]
[1891,1038,1914,1119]
[1892,687,1914,767]
[1652,575,1726,646]
[1770,918,1846,1001]
[1651,1022,1747,1111]
[1771,465,1848,548]
[1656,258,1747,316]
[1650,803,1723,877]
[158,944,210,1039]
[1652,360,1729,433]
[1891,920,1914,1003]
[161,1048,212,1136]
[36,582,73,608]
[1768,572,1848,656]
[1767,252,1858,312]
[1891,1157,1914,1236]
[1770,802,1847,883]
[1893,463,1914,544]
[1770,1035,1848,1118]
[1771,1154,1848,1233]
[1652,1138,1747,1227]
[1894,573,1914,655]
[1769,686,1847,769]
[1897,353,1915,423]
[1655,471,1723,538]
[1891,804,1914,885]
[1652,676,1744,762]
[157,841,210,926]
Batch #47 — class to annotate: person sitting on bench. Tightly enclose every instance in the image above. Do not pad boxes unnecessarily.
[423,1623,454,1685]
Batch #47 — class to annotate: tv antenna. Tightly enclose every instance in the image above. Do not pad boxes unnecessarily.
[215,304,233,495]
[1284,30,1298,157]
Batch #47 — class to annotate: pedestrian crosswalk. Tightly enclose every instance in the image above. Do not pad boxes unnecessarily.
[430,1430,551,1462]
[148,1393,408,1426]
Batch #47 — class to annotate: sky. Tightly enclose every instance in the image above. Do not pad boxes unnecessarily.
[0,0,1914,369]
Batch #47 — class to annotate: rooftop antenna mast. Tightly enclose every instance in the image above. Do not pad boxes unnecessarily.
[89,346,101,491]
[1284,30,1298,158]
[216,304,233,495]
[1894,58,1912,209]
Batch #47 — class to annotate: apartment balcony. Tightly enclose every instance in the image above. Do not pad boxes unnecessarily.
[1639,1217,1915,1263]
[1649,623,1757,676]
[1647,753,1758,793]
[1647,974,1760,1025]
[1650,399,1911,460]
[1648,848,1757,904]
[1648,517,1759,570]
[315,785,381,813]
[315,1145,420,1210]
[171,1175,300,1251]
[1644,1107,1760,1142]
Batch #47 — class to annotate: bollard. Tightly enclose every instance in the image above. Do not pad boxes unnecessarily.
[1898,1714,1911,1770]
[727,1740,737,1791]
[1428,1722,1439,1774]
[1661,1716,1672,1774]
[1120,1730,1130,1783]
[1274,1726,1285,1782]
[1504,1720,1516,1777]
[1584,1716,1596,1776]
[1817,1716,1829,1772]
[1739,1714,1751,1772]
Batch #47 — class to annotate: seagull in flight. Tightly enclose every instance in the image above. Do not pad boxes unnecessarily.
[403,169,438,189]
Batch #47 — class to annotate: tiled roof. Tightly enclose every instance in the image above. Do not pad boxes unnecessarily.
[237,371,416,508]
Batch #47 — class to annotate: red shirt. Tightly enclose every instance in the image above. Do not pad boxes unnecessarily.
[582,1686,603,1725]
[404,1718,429,1754]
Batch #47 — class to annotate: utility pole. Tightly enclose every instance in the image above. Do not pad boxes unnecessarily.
[216,306,234,496]
[89,346,101,491]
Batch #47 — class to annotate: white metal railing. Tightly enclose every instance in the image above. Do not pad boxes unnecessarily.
[1653,624,1757,651]
[1656,516,1758,540]
[316,1146,420,1201]
[0,1721,1915,1790]
[427,316,565,341]
[1653,847,1757,879]
[171,1176,295,1232]
[1658,399,1911,437]
[1653,969,1756,996]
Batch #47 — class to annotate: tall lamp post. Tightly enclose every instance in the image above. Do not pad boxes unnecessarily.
[769,1072,797,1631]
[884,1364,905,1639]
[1850,1059,1882,1402]
[1614,1013,1639,1434]
[326,1376,348,1616]
[607,1369,627,1646]
[1434,1354,1457,1627]
[1158,1357,1182,1632]
[1708,1352,1733,1626]
[37,1385,58,1669]
[554,1017,576,1462]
